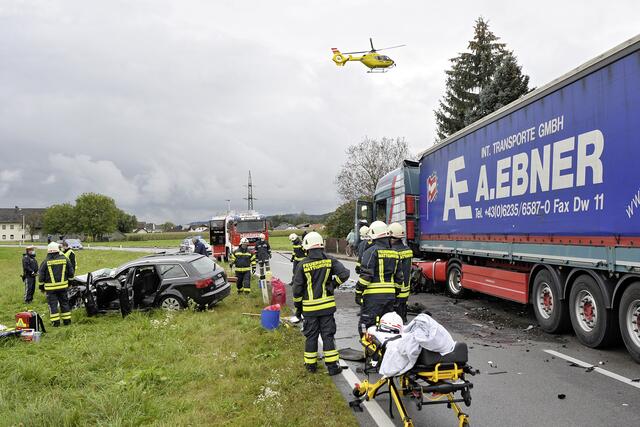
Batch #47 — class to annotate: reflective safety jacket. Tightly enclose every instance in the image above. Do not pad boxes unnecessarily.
[291,238,306,262]
[230,247,256,272]
[255,240,271,262]
[63,248,77,271]
[356,239,372,268]
[293,249,350,316]
[391,240,413,300]
[38,253,74,291]
[357,238,403,298]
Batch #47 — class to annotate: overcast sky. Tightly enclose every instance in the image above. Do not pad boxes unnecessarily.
[1,1,638,223]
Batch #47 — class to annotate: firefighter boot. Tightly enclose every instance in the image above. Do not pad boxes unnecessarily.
[327,362,341,376]
[63,319,71,326]
[305,363,317,373]
[52,321,60,327]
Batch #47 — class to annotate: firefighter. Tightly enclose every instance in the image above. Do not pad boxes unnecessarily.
[21,246,38,303]
[354,225,371,304]
[389,222,413,322]
[61,240,77,271]
[192,237,208,256]
[288,233,305,280]
[38,242,74,326]
[229,238,256,294]
[293,232,350,375]
[356,221,403,335]
[255,233,271,279]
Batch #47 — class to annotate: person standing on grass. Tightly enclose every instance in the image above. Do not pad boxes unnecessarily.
[293,232,350,375]
[61,240,77,272]
[255,233,271,279]
[21,246,38,304]
[229,238,255,294]
[38,242,74,326]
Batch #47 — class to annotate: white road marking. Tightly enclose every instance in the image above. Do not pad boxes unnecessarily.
[339,364,396,427]
[544,349,640,390]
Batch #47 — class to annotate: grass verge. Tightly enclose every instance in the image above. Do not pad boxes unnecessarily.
[0,248,357,426]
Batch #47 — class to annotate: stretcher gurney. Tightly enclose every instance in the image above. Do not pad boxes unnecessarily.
[351,332,477,427]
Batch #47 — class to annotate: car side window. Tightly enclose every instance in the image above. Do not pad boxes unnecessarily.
[158,264,188,279]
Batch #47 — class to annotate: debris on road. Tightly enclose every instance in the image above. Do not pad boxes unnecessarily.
[558,394,566,400]
[523,325,535,331]
[487,371,508,375]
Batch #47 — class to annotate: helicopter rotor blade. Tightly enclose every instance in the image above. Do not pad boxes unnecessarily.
[375,44,407,51]
[370,37,375,51]
[341,50,369,55]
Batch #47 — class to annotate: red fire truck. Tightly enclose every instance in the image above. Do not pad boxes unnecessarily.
[209,212,269,261]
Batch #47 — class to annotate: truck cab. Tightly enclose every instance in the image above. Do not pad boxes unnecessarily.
[355,160,420,251]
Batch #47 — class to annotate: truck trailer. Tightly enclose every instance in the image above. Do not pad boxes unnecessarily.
[356,35,640,362]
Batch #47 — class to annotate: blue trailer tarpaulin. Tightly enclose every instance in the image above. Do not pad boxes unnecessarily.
[420,51,640,237]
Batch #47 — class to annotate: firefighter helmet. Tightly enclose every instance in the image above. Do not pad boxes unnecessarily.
[378,312,404,334]
[388,222,405,239]
[368,221,389,240]
[288,233,298,242]
[240,237,249,245]
[259,233,266,240]
[302,232,324,250]
[47,242,60,253]
[359,225,370,238]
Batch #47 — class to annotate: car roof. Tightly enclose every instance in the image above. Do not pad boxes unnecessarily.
[115,253,206,274]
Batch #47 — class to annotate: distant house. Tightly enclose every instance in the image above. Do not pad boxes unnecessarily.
[274,223,294,231]
[188,223,209,233]
[133,228,149,234]
[0,207,45,242]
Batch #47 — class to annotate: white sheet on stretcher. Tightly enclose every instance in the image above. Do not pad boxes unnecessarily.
[368,313,456,378]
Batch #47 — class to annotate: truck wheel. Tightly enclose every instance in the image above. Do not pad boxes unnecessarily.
[568,275,618,348]
[446,264,466,298]
[618,282,640,363]
[532,269,569,333]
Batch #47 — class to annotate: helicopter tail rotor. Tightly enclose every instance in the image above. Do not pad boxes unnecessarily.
[331,48,349,66]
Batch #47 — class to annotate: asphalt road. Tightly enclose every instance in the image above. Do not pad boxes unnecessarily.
[269,253,640,427]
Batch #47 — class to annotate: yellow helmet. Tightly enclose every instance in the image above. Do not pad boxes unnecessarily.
[302,231,324,250]
[388,222,405,239]
[368,221,389,240]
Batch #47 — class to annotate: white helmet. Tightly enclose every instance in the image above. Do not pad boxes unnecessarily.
[259,233,266,240]
[240,237,249,245]
[302,231,324,250]
[288,233,298,242]
[378,312,404,334]
[388,222,405,239]
[368,221,389,240]
[359,225,370,238]
[47,242,60,253]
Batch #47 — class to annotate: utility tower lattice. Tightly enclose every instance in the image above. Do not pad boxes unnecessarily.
[244,170,257,210]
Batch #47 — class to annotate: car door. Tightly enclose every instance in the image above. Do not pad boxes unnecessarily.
[156,263,192,301]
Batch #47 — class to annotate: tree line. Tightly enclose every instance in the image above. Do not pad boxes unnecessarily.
[43,193,137,241]
[326,17,530,238]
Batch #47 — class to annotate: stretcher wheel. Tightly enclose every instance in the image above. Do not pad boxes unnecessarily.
[352,385,365,398]
[462,388,472,407]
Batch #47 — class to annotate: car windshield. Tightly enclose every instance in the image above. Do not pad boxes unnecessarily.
[190,256,217,275]
[235,220,264,232]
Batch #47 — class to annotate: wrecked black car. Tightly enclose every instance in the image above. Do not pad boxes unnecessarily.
[69,253,230,316]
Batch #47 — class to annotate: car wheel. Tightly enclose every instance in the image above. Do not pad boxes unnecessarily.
[618,282,640,363]
[446,263,466,298]
[568,275,619,348]
[159,295,186,310]
[532,269,569,333]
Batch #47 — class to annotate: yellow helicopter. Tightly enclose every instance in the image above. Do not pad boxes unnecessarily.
[331,38,405,73]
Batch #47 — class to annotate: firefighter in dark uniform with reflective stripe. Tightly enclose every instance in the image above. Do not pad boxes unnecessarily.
[293,232,350,375]
[288,233,306,279]
[22,246,38,303]
[38,242,74,326]
[354,225,371,304]
[356,221,403,335]
[229,238,256,294]
[61,240,77,271]
[389,222,413,322]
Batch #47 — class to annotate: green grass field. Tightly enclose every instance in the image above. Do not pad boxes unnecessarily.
[0,248,356,426]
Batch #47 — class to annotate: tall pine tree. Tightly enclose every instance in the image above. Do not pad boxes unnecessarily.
[468,52,530,123]
[435,17,511,141]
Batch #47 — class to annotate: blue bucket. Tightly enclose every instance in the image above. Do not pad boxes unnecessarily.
[261,308,280,330]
